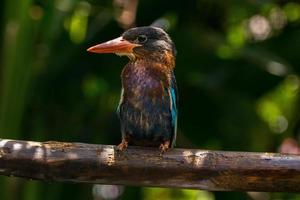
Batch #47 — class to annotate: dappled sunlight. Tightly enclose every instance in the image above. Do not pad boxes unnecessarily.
[99,145,115,166]
[12,143,23,151]
[217,3,294,61]
[33,147,44,159]
[25,141,42,149]
[256,75,300,134]
[0,139,50,160]
[284,2,300,22]
[0,140,8,148]
[182,150,211,166]
[66,152,79,159]
[0,139,85,163]
[66,2,91,44]
[182,150,194,163]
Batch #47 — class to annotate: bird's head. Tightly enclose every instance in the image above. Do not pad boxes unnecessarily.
[87,26,176,66]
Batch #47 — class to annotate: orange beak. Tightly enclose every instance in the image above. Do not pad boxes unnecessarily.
[87,36,141,54]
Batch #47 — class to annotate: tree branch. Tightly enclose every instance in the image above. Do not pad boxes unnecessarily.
[0,139,300,192]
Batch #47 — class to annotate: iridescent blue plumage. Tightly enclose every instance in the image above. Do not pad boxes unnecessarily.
[87,26,177,152]
[170,73,178,146]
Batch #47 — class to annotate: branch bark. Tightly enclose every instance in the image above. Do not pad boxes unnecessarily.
[0,138,300,192]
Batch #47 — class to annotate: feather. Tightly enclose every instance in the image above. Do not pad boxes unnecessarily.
[169,73,178,147]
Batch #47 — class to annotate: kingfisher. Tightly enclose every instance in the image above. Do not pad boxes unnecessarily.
[87,26,178,152]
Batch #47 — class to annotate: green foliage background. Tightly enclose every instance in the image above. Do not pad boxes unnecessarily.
[1,0,300,199]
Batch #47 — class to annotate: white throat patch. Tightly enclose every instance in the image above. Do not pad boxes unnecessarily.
[115,52,136,61]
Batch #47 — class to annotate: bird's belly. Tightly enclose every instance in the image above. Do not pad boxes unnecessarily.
[120,99,172,146]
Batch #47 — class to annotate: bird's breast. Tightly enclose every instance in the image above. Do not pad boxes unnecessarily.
[118,61,174,144]
[122,65,167,104]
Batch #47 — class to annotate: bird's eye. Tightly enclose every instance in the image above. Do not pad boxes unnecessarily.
[137,35,147,43]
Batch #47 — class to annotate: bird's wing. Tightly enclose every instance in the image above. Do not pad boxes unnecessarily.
[169,73,178,147]
[117,88,124,118]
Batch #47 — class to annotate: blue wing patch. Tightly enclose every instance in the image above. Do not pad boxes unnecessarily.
[169,74,178,146]
[170,87,177,130]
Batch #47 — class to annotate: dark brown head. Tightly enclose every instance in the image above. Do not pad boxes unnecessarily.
[87,26,176,65]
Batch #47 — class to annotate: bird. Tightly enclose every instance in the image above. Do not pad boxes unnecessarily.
[87,26,178,153]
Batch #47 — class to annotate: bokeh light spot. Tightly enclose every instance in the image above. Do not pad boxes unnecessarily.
[248,15,271,41]
[284,2,300,22]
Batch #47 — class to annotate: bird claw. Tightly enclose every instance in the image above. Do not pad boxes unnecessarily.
[159,140,170,155]
[117,139,128,151]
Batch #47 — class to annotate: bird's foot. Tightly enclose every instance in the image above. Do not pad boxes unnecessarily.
[159,140,170,155]
[117,139,128,151]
